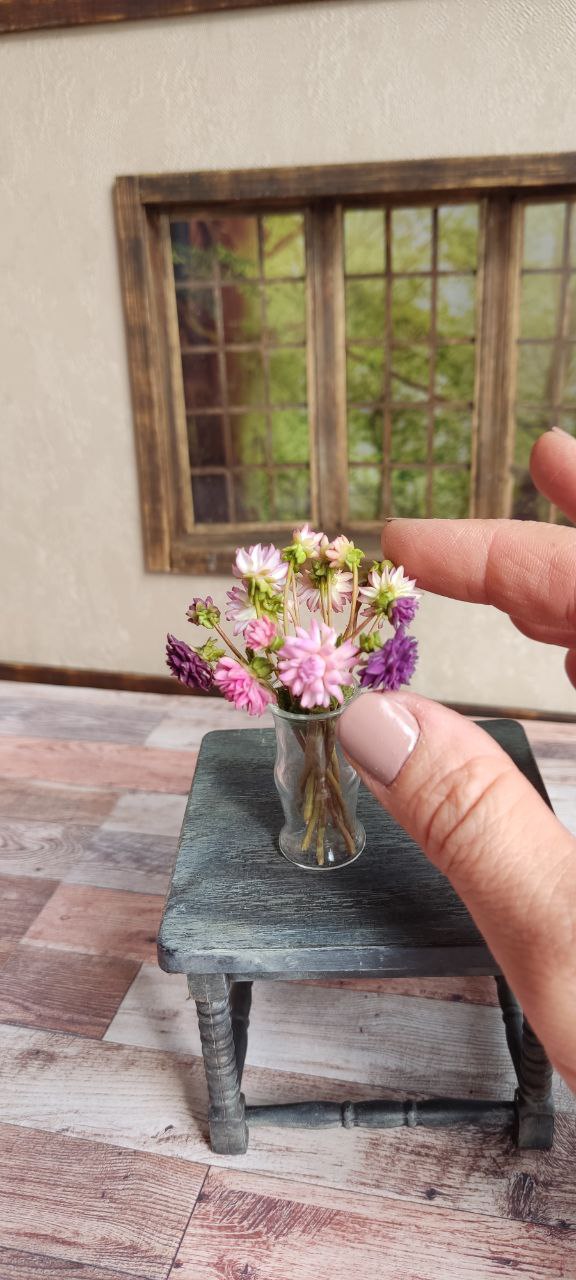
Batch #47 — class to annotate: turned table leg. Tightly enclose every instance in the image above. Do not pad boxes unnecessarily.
[188,974,249,1155]
[495,975,554,1149]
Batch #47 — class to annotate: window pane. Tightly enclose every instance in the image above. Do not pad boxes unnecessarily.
[511,473,549,521]
[177,289,217,347]
[269,349,308,403]
[567,276,576,338]
[516,343,554,403]
[519,273,561,340]
[347,346,385,402]
[170,218,215,280]
[523,204,565,269]
[436,277,476,339]
[273,468,310,521]
[344,210,385,275]
[348,466,381,520]
[230,412,267,465]
[563,345,576,401]
[182,352,221,410]
[433,410,471,465]
[346,280,386,341]
[391,348,429,402]
[213,216,259,278]
[432,470,469,518]
[265,282,306,344]
[221,283,261,343]
[390,410,428,464]
[234,469,272,522]
[513,408,549,469]
[226,351,265,405]
[263,214,305,279]
[438,205,478,271]
[192,474,229,522]
[391,469,426,517]
[187,415,226,467]
[391,278,431,341]
[391,208,431,273]
[435,346,475,400]
[271,410,309,463]
[348,408,383,463]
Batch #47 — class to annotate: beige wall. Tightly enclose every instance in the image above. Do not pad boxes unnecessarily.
[2,0,576,710]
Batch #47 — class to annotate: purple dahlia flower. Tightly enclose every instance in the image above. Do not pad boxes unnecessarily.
[360,627,418,692]
[389,596,420,629]
[166,634,213,691]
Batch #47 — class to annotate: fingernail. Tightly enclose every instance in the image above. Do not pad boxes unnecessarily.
[551,426,574,438]
[338,692,420,786]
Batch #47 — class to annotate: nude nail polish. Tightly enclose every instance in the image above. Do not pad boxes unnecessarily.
[337,692,420,786]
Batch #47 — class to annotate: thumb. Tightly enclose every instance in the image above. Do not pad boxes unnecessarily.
[338,691,576,1089]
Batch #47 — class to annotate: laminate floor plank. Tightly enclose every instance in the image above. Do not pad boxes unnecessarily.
[0,782,117,826]
[0,946,140,1036]
[104,967,513,1097]
[0,739,196,794]
[0,697,165,745]
[66,828,178,895]
[173,1165,576,1280]
[0,1122,206,1279]
[309,975,498,1004]
[2,1025,575,1228]
[0,819,94,878]
[0,875,58,959]
[0,1249,157,1279]
[100,792,188,838]
[24,885,163,963]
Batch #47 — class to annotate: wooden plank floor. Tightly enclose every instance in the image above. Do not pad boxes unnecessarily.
[0,680,575,1279]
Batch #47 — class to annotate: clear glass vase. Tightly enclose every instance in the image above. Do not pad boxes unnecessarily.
[271,704,366,871]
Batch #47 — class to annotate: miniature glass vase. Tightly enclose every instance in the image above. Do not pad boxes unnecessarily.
[271,704,366,871]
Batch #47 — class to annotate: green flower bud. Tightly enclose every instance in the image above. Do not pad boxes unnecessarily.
[187,597,221,628]
[359,631,384,653]
[196,637,225,663]
[344,546,365,571]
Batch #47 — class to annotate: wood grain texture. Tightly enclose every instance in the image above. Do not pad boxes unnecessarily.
[0,946,140,1037]
[309,975,498,1005]
[105,966,511,1096]
[0,0,317,35]
[66,827,178,894]
[24,884,163,963]
[1,1025,575,1224]
[0,1250,154,1279]
[104,791,188,837]
[0,782,117,826]
[0,875,58,959]
[0,696,165,744]
[0,1122,206,1279]
[174,1165,576,1280]
[0,820,93,878]
[0,738,196,793]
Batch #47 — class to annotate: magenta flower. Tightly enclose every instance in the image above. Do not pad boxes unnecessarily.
[233,543,288,592]
[245,616,277,650]
[166,634,213,691]
[360,628,418,692]
[278,620,358,710]
[214,657,274,717]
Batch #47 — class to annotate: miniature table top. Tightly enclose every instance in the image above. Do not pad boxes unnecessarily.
[157,719,550,980]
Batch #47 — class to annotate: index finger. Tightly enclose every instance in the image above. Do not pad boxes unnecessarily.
[382,517,576,631]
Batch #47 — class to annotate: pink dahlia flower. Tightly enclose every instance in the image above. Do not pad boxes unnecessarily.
[325,535,354,568]
[291,524,327,559]
[278,620,358,710]
[244,616,277,649]
[298,568,353,614]
[214,658,275,717]
[225,585,258,636]
[233,543,288,592]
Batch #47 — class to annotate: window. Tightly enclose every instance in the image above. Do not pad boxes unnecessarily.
[115,156,576,573]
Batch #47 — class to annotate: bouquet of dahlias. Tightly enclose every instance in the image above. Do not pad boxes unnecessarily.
[167,528,420,866]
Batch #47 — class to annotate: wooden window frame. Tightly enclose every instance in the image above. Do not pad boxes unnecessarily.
[0,0,317,36]
[115,153,576,574]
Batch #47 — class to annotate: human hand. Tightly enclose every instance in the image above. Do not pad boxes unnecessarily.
[338,428,576,1089]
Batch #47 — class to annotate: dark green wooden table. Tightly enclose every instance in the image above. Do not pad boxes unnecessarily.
[157,719,555,1156]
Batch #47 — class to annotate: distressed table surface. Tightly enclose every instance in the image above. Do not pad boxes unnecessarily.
[158,718,548,978]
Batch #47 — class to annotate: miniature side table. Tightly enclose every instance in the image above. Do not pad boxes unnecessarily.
[157,720,554,1156]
